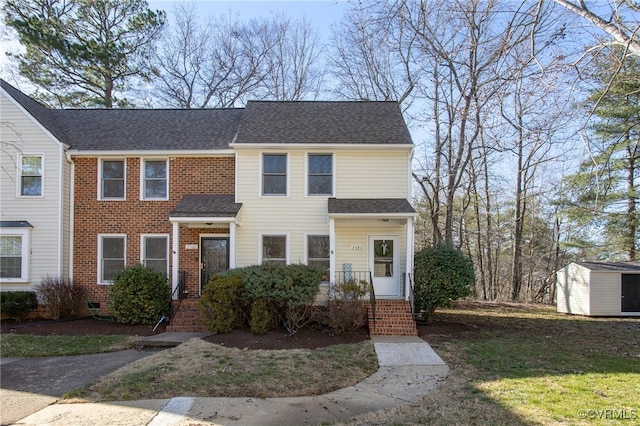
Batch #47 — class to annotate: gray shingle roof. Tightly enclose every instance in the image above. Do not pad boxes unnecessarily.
[234,101,413,145]
[2,80,414,151]
[576,261,640,272]
[1,80,69,144]
[328,198,416,215]
[55,109,243,151]
[170,195,241,217]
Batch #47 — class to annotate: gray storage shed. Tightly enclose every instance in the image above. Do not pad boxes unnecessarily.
[556,261,640,316]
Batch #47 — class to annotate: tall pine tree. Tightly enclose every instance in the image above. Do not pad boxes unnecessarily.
[563,48,639,261]
[5,0,165,108]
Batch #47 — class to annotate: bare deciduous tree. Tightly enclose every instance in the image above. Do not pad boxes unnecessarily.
[261,14,325,100]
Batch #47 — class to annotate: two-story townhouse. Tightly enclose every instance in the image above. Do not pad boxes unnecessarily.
[1,80,72,290]
[232,101,417,302]
[1,80,418,335]
[62,109,240,305]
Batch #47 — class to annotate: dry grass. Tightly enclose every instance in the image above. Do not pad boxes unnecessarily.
[68,338,377,401]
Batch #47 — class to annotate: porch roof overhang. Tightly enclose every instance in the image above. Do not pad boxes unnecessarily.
[327,198,417,220]
[169,194,242,225]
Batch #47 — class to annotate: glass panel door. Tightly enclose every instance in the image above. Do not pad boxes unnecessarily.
[201,237,229,293]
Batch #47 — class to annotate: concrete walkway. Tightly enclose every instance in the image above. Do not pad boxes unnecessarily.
[5,335,448,426]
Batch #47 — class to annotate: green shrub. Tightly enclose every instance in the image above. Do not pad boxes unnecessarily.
[0,291,37,322]
[198,274,243,333]
[34,276,83,320]
[250,298,272,335]
[198,263,323,335]
[413,244,475,321]
[108,264,170,325]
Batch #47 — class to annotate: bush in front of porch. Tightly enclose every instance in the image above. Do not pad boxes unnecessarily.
[198,263,323,336]
[108,264,171,325]
[414,244,475,321]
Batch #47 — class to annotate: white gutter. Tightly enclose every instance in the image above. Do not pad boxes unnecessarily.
[67,149,235,157]
[230,143,414,150]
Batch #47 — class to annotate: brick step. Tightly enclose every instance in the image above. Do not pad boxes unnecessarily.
[167,299,208,333]
[365,300,418,336]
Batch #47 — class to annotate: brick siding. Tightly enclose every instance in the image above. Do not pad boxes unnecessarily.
[73,156,235,305]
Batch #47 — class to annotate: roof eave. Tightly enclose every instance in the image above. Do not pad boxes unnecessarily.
[230,143,413,150]
[68,149,235,157]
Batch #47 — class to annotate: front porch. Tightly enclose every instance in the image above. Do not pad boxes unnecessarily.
[166,269,418,336]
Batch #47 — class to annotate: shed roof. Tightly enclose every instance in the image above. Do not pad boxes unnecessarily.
[575,261,640,272]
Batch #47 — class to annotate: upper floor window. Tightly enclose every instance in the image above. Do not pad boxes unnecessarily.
[99,235,125,283]
[308,154,333,196]
[142,235,168,276]
[0,227,30,282]
[262,234,287,264]
[262,154,287,196]
[19,154,43,196]
[142,159,168,200]
[101,160,125,199]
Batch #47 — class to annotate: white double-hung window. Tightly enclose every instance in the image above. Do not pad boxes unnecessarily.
[142,159,168,200]
[0,226,31,282]
[99,235,126,283]
[18,154,43,197]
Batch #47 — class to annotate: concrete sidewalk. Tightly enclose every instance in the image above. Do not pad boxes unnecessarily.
[6,335,449,426]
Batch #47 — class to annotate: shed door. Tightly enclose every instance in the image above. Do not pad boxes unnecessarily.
[621,274,640,312]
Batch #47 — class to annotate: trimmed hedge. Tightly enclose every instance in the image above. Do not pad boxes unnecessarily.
[199,263,323,335]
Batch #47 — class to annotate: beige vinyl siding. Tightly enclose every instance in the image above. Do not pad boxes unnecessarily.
[0,90,68,289]
[236,149,329,266]
[589,272,622,315]
[556,263,590,315]
[235,147,411,268]
[335,150,410,198]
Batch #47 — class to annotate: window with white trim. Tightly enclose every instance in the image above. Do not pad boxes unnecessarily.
[307,235,329,281]
[0,229,30,281]
[142,159,168,200]
[19,154,43,196]
[261,235,287,264]
[262,154,287,195]
[142,235,168,276]
[99,235,125,283]
[100,160,125,199]
[308,154,333,196]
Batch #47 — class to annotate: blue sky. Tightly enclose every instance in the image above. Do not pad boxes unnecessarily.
[149,0,349,36]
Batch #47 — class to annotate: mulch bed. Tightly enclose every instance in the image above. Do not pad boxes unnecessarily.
[1,315,472,350]
[0,317,372,350]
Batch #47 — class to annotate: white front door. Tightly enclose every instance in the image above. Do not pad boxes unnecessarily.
[369,235,399,297]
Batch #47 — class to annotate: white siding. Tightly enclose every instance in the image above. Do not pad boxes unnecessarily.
[589,272,622,316]
[556,263,590,315]
[235,147,412,270]
[335,150,411,198]
[0,90,68,290]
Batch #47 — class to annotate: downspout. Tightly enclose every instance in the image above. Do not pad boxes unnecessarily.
[66,151,75,281]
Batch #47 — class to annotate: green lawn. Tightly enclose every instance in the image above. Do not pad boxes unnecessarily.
[0,334,135,357]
